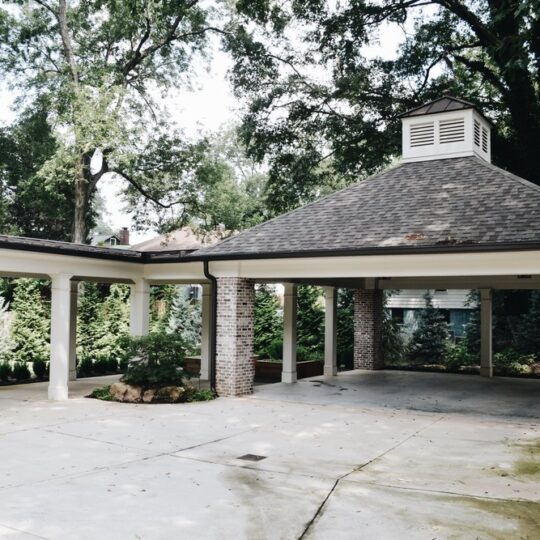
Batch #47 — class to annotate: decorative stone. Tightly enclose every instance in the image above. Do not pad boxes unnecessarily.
[156,386,185,402]
[142,389,156,403]
[109,382,129,401]
[109,382,142,402]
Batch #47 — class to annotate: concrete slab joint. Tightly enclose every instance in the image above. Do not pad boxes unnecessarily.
[216,277,255,396]
[353,288,384,370]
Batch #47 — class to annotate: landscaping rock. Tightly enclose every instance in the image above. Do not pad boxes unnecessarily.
[155,386,185,403]
[109,382,143,403]
[142,389,155,403]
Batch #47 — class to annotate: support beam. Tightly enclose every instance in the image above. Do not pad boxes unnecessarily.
[323,286,338,377]
[200,283,212,381]
[480,288,493,378]
[282,283,298,383]
[130,278,150,337]
[49,274,73,400]
[68,281,79,381]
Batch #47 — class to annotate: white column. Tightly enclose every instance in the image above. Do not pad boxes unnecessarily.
[200,283,212,380]
[130,278,150,337]
[323,286,338,377]
[49,274,73,400]
[480,288,493,378]
[68,281,79,381]
[282,283,297,383]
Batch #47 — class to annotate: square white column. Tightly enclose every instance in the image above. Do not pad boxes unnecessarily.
[130,278,150,337]
[200,283,212,381]
[282,283,297,383]
[323,286,338,377]
[49,274,73,400]
[69,281,79,381]
[480,288,493,377]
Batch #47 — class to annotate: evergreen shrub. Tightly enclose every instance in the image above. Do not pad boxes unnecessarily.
[13,362,31,381]
[33,359,47,379]
[0,362,12,382]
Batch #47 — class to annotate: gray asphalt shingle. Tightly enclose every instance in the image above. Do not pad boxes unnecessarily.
[194,156,540,257]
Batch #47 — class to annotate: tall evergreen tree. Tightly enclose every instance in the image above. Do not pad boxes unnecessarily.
[254,284,282,356]
[297,286,324,358]
[408,292,450,364]
[10,279,50,364]
[167,289,201,355]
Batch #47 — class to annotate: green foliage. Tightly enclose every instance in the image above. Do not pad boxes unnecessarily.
[408,292,450,364]
[166,289,201,355]
[89,385,115,401]
[228,1,540,215]
[337,289,354,368]
[0,361,12,382]
[120,334,187,388]
[297,286,324,357]
[12,362,31,381]
[265,338,283,360]
[186,388,216,402]
[254,284,282,357]
[10,279,50,365]
[32,359,47,380]
[383,299,406,365]
[77,283,130,369]
[445,341,477,370]
[77,357,94,378]
[514,291,540,358]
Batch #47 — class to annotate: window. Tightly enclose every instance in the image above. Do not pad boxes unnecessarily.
[392,308,405,324]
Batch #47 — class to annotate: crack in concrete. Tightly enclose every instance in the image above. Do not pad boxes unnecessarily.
[297,415,446,539]
[0,521,50,539]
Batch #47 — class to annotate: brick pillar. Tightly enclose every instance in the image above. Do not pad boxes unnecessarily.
[216,277,255,396]
[353,289,384,370]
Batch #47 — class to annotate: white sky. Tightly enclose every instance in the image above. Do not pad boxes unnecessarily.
[0,15,412,245]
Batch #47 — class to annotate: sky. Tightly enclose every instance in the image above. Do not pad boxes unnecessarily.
[0,13,411,246]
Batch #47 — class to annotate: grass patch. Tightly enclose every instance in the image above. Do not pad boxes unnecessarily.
[89,385,115,401]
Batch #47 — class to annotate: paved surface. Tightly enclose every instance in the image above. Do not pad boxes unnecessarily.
[0,371,538,539]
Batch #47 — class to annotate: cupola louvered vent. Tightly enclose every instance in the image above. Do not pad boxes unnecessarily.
[439,118,465,144]
[410,122,435,147]
[401,96,491,163]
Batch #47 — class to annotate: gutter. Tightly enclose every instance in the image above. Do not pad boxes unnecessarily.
[203,260,218,394]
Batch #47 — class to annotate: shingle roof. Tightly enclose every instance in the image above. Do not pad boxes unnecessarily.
[399,96,476,118]
[193,156,540,258]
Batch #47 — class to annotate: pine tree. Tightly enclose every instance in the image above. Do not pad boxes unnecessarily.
[297,286,324,359]
[515,291,540,358]
[254,284,282,356]
[10,279,50,364]
[408,292,450,364]
[167,289,201,355]
[336,289,354,367]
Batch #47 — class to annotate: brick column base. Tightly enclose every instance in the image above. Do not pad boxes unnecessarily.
[216,277,255,396]
[353,289,384,370]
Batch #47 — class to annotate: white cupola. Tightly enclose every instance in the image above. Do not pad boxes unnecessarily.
[400,96,491,163]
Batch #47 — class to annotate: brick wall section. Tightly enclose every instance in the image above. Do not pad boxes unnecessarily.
[216,277,255,396]
[353,289,384,370]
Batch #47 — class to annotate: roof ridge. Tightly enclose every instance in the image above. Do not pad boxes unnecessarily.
[194,160,405,255]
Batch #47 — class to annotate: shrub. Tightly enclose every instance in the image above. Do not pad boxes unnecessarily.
[12,362,31,381]
[33,359,47,379]
[93,358,109,375]
[89,385,114,401]
[265,338,283,360]
[0,362,12,382]
[106,358,118,373]
[445,341,477,370]
[77,357,94,377]
[120,333,186,388]
[186,388,216,402]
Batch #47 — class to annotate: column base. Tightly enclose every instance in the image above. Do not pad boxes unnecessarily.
[69,370,77,381]
[282,371,297,383]
[324,366,337,377]
[48,384,69,400]
[480,366,493,378]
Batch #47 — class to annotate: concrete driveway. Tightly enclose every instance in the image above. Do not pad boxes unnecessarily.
[0,371,538,539]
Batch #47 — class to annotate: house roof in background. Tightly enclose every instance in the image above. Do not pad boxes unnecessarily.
[192,156,540,259]
[131,227,225,252]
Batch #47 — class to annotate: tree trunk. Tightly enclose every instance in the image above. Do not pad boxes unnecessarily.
[72,170,89,244]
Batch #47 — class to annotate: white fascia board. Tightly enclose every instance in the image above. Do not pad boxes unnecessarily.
[207,250,540,280]
[0,249,143,281]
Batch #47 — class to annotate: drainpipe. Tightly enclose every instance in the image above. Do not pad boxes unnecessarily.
[203,260,217,393]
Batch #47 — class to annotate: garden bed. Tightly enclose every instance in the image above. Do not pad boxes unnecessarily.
[255,359,323,382]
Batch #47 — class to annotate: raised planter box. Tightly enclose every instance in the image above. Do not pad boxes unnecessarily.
[255,359,323,382]
[185,356,324,382]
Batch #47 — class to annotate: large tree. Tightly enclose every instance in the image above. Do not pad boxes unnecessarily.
[227,1,540,214]
[0,0,225,242]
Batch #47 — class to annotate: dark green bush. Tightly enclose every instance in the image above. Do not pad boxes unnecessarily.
[0,362,12,382]
[77,357,94,377]
[93,358,109,374]
[265,338,283,360]
[33,359,47,379]
[13,362,31,381]
[89,385,114,401]
[445,342,477,370]
[186,388,216,402]
[120,333,187,388]
[106,358,118,373]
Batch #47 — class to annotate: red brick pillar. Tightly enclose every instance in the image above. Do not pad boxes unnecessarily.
[216,277,255,396]
[353,289,384,370]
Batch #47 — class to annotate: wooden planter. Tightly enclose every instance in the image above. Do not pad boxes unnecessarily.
[184,356,324,382]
